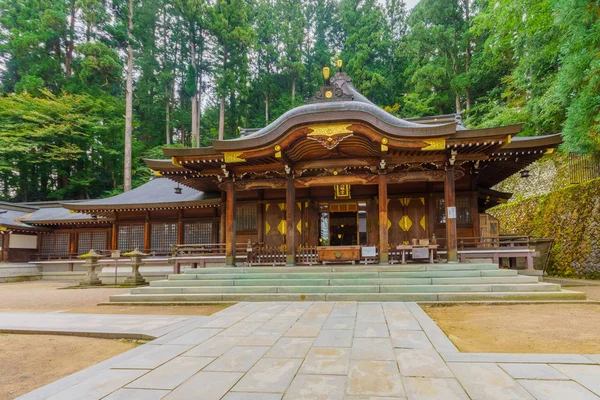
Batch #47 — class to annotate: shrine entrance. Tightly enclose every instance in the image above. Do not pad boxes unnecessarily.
[318,201,368,247]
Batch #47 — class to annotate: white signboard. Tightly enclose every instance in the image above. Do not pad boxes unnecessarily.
[447,206,457,219]
[9,234,38,249]
[361,246,377,257]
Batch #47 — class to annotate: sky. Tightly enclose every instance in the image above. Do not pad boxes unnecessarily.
[405,0,420,10]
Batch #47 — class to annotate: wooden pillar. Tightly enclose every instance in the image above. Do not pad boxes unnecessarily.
[426,183,436,240]
[111,222,118,250]
[378,172,389,264]
[219,192,226,244]
[257,191,264,244]
[143,211,151,251]
[69,229,78,255]
[444,169,458,262]
[0,233,8,262]
[285,176,296,266]
[177,209,184,245]
[471,191,480,239]
[225,180,236,267]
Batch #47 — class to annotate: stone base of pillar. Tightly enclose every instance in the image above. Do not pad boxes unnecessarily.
[225,256,236,267]
[81,266,102,286]
[446,250,459,263]
[286,254,296,266]
[379,253,389,265]
[123,266,146,285]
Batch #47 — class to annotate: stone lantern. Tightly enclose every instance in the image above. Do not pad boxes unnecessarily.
[123,248,149,286]
[78,249,103,286]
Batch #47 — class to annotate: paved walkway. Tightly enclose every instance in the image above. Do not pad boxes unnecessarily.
[11,302,600,400]
[0,312,204,339]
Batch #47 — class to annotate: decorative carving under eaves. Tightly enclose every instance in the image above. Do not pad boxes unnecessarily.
[307,84,354,104]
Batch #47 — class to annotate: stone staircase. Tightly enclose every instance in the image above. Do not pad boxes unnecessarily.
[109,263,586,303]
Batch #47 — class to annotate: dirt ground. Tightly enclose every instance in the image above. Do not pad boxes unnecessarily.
[569,285,600,300]
[425,303,600,354]
[0,333,140,400]
[0,281,229,315]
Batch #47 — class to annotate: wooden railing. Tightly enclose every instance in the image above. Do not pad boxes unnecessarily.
[247,244,286,266]
[433,235,551,250]
[171,243,248,257]
[31,248,173,261]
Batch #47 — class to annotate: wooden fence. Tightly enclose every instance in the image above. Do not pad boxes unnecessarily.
[569,153,600,184]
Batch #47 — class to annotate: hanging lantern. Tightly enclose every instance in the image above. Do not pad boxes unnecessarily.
[174,182,183,194]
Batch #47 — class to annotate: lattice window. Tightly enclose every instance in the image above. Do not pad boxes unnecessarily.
[435,198,446,224]
[151,223,178,250]
[456,197,472,224]
[435,197,472,224]
[184,221,213,244]
[236,205,257,231]
[77,231,107,255]
[40,233,69,255]
[117,224,144,251]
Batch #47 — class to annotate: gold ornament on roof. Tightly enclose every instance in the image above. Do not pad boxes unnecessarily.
[421,138,446,151]
[307,123,354,150]
[223,151,245,163]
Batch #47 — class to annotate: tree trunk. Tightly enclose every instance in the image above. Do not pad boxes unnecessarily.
[197,68,202,146]
[165,81,171,145]
[218,52,226,140]
[124,0,134,192]
[291,77,296,105]
[265,91,269,123]
[464,0,472,110]
[65,0,77,78]
[219,97,225,140]
[190,25,198,147]
[455,93,462,114]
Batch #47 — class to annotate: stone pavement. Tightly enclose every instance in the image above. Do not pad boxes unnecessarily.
[13,302,600,400]
[0,312,203,339]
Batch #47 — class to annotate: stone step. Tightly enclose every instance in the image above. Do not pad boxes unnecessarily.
[150,275,538,288]
[132,282,561,295]
[181,263,500,274]
[109,289,585,303]
[169,269,518,281]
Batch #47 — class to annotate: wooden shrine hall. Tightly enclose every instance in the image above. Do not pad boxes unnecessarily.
[145,67,561,267]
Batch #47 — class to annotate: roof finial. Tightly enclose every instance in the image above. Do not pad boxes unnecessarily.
[337,59,343,72]
[322,66,330,84]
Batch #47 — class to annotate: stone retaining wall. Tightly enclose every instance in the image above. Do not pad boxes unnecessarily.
[489,178,600,278]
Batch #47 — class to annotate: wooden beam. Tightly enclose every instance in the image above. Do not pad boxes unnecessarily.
[294,157,378,171]
[225,180,236,267]
[378,173,389,264]
[444,169,458,262]
[285,176,296,265]
[296,174,379,188]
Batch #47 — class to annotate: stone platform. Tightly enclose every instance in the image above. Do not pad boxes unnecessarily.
[16,301,600,399]
[109,263,585,304]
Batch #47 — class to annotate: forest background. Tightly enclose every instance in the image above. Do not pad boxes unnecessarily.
[0,0,598,202]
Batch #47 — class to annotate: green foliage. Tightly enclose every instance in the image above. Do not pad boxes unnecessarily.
[1,0,600,203]
[0,91,125,201]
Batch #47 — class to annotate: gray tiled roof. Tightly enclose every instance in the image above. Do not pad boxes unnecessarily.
[65,178,219,211]
[0,208,38,230]
[23,206,103,224]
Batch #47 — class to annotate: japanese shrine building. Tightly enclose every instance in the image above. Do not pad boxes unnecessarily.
[0,68,561,269]
[143,69,561,267]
